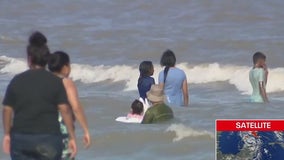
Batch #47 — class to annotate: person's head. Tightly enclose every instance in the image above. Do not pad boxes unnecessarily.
[160,50,176,83]
[139,61,154,77]
[27,31,50,68]
[253,52,266,67]
[131,99,144,115]
[160,49,176,67]
[48,51,71,77]
[146,85,165,104]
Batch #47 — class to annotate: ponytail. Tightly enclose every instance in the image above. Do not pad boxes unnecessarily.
[163,66,170,83]
[160,49,176,84]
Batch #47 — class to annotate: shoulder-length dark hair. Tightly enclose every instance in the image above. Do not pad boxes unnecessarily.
[138,61,153,85]
[48,51,70,73]
[160,49,176,83]
[139,61,153,78]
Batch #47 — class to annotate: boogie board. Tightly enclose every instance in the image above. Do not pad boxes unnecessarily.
[115,98,151,123]
[115,116,142,123]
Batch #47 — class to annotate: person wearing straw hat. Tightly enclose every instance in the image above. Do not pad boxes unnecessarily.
[141,85,174,124]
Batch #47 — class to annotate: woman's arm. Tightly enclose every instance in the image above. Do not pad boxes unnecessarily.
[182,79,189,106]
[158,72,164,88]
[63,78,91,148]
[159,83,164,89]
[2,106,13,154]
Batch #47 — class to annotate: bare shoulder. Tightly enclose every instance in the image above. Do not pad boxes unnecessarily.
[63,78,76,89]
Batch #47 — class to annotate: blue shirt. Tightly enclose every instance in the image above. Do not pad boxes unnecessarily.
[138,76,155,100]
[159,67,187,106]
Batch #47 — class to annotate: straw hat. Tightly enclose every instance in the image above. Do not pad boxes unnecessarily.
[146,85,164,102]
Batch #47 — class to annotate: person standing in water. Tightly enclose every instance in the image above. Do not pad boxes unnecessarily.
[48,51,91,160]
[158,50,189,106]
[137,61,155,100]
[142,85,174,124]
[2,32,76,160]
[249,52,269,103]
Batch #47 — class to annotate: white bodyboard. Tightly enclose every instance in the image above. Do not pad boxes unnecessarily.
[115,116,142,123]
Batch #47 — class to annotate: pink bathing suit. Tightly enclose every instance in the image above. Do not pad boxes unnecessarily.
[127,113,143,120]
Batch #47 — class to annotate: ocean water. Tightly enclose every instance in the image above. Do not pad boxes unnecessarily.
[1,0,284,159]
[218,131,284,159]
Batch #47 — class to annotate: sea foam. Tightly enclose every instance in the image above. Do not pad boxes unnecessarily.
[166,124,214,142]
[1,56,284,94]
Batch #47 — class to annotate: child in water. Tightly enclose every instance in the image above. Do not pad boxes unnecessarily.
[138,61,155,100]
[127,100,144,121]
[249,52,269,103]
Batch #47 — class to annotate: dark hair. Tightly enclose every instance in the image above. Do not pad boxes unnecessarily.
[139,61,153,77]
[253,52,266,64]
[160,49,176,83]
[138,61,154,84]
[48,51,70,73]
[27,31,50,67]
[131,99,144,115]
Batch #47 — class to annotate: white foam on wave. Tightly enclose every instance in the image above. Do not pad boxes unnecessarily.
[179,63,284,94]
[166,124,214,142]
[1,56,284,94]
[0,35,13,41]
[70,63,138,84]
[0,56,27,75]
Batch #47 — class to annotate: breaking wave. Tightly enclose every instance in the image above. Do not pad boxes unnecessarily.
[1,55,284,94]
[166,124,214,142]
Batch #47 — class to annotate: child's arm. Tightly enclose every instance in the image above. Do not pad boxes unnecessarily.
[151,77,155,85]
[259,81,269,103]
[263,63,269,85]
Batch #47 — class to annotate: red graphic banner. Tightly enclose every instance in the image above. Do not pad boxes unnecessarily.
[216,120,284,131]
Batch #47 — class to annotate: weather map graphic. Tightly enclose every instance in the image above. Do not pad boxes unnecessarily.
[216,120,284,160]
